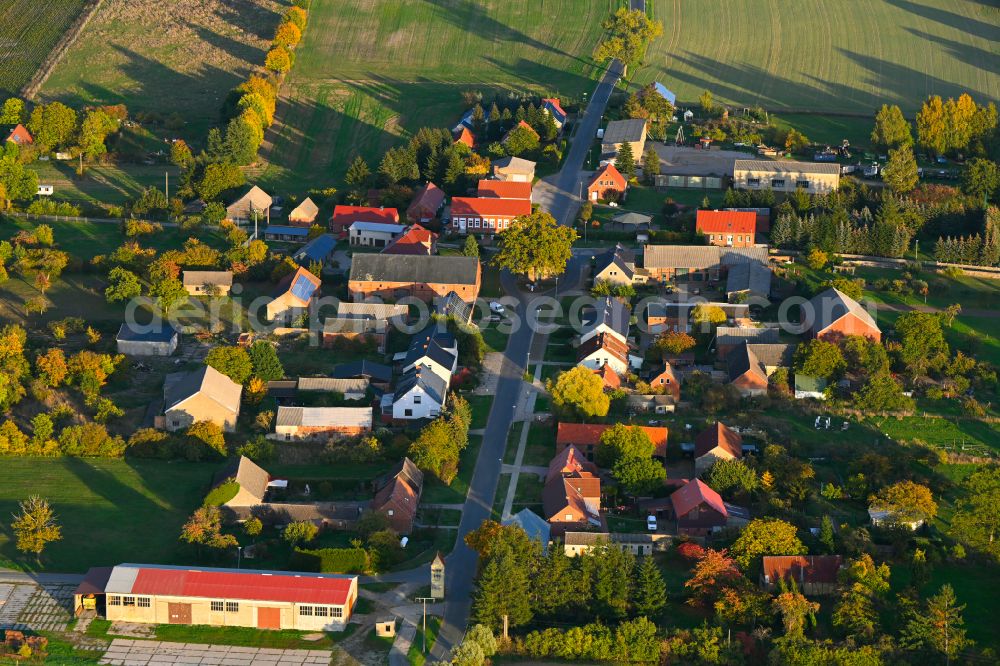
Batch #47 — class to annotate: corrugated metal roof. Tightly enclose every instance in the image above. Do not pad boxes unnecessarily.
[733,159,841,176]
[275,406,372,428]
[338,303,408,320]
[602,118,647,144]
[182,271,233,287]
[350,221,407,234]
[350,254,479,286]
[110,564,354,605]
[265,225,310,237]
[642,245,768,270]
[297,377,370,394]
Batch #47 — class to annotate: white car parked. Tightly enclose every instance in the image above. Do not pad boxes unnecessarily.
[647,515,658,532]
[489,301,505,315]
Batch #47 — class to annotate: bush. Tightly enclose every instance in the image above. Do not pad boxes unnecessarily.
[57,422,126,457]
[204,480,240,506]
[289,547,370,573]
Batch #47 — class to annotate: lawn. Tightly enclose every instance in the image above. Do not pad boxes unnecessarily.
[38,0,284,141]
[421,435,483,504]
[0,0,87,96]
[634,0,999,114]
[523,423,556,466]
[26,163,181,207]
[119,624,348,650]
[866,415,1000,455]
[466,395,493,429]
[0,458,216,572]
[259,0,608,188]
[408,616,441,666]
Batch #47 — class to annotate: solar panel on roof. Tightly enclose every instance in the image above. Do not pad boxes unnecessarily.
[291,274,317,301]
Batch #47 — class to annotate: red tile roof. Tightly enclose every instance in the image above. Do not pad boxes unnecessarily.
[670,478,727,518]
[130,567,353,605]
[547,444,598,482]
[331,206,400,231]
[451,196,532,218]
[577,331,629,365]
[477,180,532,200]
[455,126,475,148]
[407,182,445,218]
[382,224,437,256]
[593,365,621,389]
[762,556,843,585]
[696,210,757,236]
[694,421,743,459]
[556,423,669,457]
[504,120,539,143]
[3,124,32,145]
[542,98,567,120]
[587,163,626,191]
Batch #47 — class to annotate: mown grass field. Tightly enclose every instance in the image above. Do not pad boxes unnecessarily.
[0,458,216,572]
[0,0,86,97]
[38,0,283,139]
[636,0,999,113]
[26,163,180,206]
[259,0,612,189]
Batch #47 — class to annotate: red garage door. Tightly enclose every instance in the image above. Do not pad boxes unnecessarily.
[167,603,191,624]
[257,606,281,630]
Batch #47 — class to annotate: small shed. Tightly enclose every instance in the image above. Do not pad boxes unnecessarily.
[288,197,319,226]
[375,617,397,638]
[116,322,178,357]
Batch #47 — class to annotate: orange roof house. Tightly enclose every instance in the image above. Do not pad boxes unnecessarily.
[371,458,424,534]
[670,479,728,535]
[2,124,32,146]
[382,224,437,256]
[694,421,743,474]
[454,126,475,149]
[648,363,681,401]
[330,206,400,236]
[450,196,531,235]
[543,445,601,536]
[556,423,668,459]
[406,182,446,223]
[477,180,532,201]
[503,120,539,146]
[586,163,627,202]
[696,210,757,248]
[593,365,621,390]
[576,331,630,376]
[760,555,843,595]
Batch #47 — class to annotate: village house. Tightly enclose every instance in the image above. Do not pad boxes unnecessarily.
[563,532,672,557]
[593,244,637,285]
[116,322,178,357]
[694,421,743,475]
[601,118,647,161]
[556,422,669,461]
[696,210,758,247]
[503,508,551,553]
[669,479,730,536]
[543,445,602,536]
[214,456,270,509]
[349,254,481,303]
[271,407,372,441]
[732,159,841,194]
[626,393,677,414]
[387,366,448,421]
[715,326,780,358]
[641,245,769,284]
[577,331,630,376]
[593,365,621,390]
[383,223,437,256]
[74,564,357,631]
[226,185,272,225]
[725,261,773,302]
[403,328,458,384]
[330,206,400,237]
[492,156,536,182]
[349,221,407,248]
[182,270,233,297]
[807,288,881,342]
[477,179,532,200]
[287,197,319,226]
[372,457,424,534]
[263,225,310,243]
[647,363,681,402]
[503,120,540,147]
[643,301,749,334]
[297,377,370,400]
[161,365,242,432]
[579,296,630,346]
[450,196,531,235]
[293,234,336,268]
[266,266,321,322]
[760,556,843,595]
[726,343,770,397]
[454,126,475,149]
[586,163,627,202]
[322,317,388,352]
[2,124,32,145]
[541,98,567,128]
[407,183,446,224]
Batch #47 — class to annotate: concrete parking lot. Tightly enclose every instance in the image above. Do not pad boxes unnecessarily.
[652,145,749,176]
[99,639,333,665]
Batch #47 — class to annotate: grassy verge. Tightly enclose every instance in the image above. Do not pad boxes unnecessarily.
[408,616,441,666]
[466,395,493,429]
[421,435,483,504]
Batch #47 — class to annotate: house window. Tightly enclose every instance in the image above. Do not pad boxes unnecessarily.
[299,606,313,616]
[565,513,573,520]
[331,607,343,618]
[388,509,394,516]
[123,596,136,607]
[414,395,422,404]
[211,601,224,612]
[315,606,329,617]
[137,597,151,608]
[771,178,785,188]
[108,596,121,606]
[747,177,760,186]
[226,602,239,613]
[404,409,412,417]
[796,180,810,189]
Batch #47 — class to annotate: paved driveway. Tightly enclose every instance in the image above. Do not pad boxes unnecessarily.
[100,639,333,665]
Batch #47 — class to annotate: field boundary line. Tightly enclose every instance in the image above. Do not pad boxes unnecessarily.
[21,0,106,100]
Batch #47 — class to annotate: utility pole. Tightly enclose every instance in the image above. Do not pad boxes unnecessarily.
[415,597,435,653]
[502,614,509,642]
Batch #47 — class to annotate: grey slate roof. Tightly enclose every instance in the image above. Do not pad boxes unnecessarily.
[404,338,457,371]
[163,365,241,413]
[733,159,842,176]
[746,343,797,368]
[394,367,447,405]
[603,118,647,144]
[331,360,392,384]
[503,508,551,552]
[807,288,879,333]
[338,303,408,320]
[116,322,178,343]
[182,270,233,287]
[492,156,536,172]
[350,254,479,286]
[716,326,780,347]
[642,245,768,270]
[323,317,386,335]
[582,297,630,340]
[725,261,772,297]
[595,244,635,281]
[612,211,653,226]
[214,455,269,503]
[727,343,767,382]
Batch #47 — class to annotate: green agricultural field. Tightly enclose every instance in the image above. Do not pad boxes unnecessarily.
[27,162,181,206]
[38,0,284,139]
[0,458,216,572]
[636,0,999,114]
[259,0,610,189]
[0,0,86,96]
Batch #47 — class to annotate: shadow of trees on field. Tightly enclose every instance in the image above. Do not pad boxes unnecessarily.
[214,0,283,41]
[903,28,1000,82]
[884,0,999,41]
[420,0,569,61]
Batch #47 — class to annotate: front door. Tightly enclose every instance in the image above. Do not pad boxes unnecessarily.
[167,603,191,624]
[258,606,281,630]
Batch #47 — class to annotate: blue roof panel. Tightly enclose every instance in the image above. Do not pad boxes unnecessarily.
[290,273,318,302]
[654,82,677,106]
